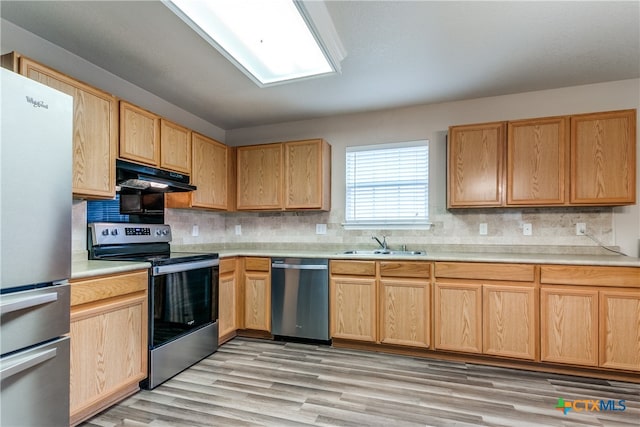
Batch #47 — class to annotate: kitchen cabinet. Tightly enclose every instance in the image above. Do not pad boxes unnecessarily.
[69,270,148,426]
[236,143,283,210]
[3,52,117,199]
[236,139,331,211]
[166,133,235,211]
[160,118,191,174]
[434,262,536,359]
[448,109,636,208]
[119,101,161,167]
[379,261,431,348]
[447,122,506,207]
[507,116,569,205]
[241,257,271,332]
[540,265,640,371]
[218,257,238,343]
[570,109,636,205]
[330,260,377,342]
[284,139,331,210]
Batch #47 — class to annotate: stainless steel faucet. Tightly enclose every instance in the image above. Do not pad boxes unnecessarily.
[372,235,388,250]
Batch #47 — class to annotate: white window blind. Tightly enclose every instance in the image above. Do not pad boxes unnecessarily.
[345,140,429,228]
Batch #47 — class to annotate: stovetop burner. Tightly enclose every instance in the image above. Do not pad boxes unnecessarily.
[87,222,218,265]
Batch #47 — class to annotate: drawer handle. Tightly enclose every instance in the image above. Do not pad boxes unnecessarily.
[0,348,57,381]
[0,292,58,315]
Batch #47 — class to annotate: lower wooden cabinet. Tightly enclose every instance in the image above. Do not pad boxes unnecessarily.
[218,257,238,343]
[69,270,148,426]
[242,257,271,332]
[600,290,640,371]
[434,282,483,353]
[330,275,377,342]
[380,278,430,348]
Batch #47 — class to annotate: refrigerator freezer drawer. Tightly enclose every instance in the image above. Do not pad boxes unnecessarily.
[0,283,70,356]
[0,336,70,426]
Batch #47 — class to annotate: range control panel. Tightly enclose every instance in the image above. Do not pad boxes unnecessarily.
[89,222,172,245]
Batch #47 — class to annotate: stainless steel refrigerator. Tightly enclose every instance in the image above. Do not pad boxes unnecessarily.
[0,68,73,426]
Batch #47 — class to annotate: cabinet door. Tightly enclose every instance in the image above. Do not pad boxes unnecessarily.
[540,286,598,366]
[237,144,283,210]
[379,278,430,348]
[448,122,506,207]
[160,119,191,174]
[600,290,640,371]
[284,139,330,210]
[192,133,229,209]
[483,284,536,360]
[218,262,238,343]
[570,109,636,205]
[434,282,482,353]
[507,116,568,205]
[70,293,147,425]
[119,101,160,166]
[19,56,117,199]
[330,276,377,342]
[243,271,271,331]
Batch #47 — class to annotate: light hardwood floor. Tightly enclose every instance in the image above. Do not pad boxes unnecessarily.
[83,337,639,427]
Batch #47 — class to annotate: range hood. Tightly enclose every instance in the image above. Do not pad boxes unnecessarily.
[116,159,196,192]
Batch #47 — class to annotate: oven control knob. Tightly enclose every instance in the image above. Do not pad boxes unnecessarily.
[162,229,169,236]
[101,229,109,236]
[155,229,162,236]
[110,229,118,236]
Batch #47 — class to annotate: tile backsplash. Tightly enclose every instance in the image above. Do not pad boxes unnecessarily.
[73,200,615,255]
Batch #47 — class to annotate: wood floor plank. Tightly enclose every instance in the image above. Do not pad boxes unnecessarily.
[82,337,640,427]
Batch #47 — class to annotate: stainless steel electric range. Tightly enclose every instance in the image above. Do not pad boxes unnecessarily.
[88,222,219,389]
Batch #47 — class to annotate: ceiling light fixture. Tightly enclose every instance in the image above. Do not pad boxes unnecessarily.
[164,0,346,87]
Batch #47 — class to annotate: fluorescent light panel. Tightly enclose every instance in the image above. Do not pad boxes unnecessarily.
[166,0,341,86]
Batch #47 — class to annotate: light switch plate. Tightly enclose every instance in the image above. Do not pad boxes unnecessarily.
[191,225,199,236]
[235,225,242,235]
[316,224,327,235]
[523,223,532,236]
[479,223,488,235]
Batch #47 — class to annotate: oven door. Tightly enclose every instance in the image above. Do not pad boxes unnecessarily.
[150,259,219,348]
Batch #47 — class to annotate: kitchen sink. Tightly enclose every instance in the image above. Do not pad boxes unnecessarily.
[341,250,426,256]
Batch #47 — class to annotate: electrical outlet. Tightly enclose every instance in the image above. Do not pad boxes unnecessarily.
[479,223,488,235]
[191,225,199,237]
[316,224,327,235]
[523,223,532,236]
[235,225,242,235]
[576,222,586,236]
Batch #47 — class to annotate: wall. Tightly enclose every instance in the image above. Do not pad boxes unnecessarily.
[169,78,639,256]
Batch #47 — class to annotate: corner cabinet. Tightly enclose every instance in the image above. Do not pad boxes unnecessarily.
[5,53,117,199]
[236,139,331,211]
[166,133,235,211]
[447,122,506,207]
[69,270,148,426]
[448,109,636,208]
[540,265,640,371]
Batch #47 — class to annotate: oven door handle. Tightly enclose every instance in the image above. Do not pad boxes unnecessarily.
[152,259,219,276]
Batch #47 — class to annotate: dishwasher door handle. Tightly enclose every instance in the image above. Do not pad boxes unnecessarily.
[271,263,328,270]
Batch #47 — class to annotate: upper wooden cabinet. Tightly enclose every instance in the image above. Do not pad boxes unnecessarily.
[448,109,636,208]
[3,53,117,199]
[570,109,636,205]
[284,139,331,210]
[166,132,235,211]
[236,139,331,211]
[448,122,506,207]
[119,101,161,167]
[507,116,569,205]
[160,119,191,174]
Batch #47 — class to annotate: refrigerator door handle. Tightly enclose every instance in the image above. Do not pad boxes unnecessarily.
[0,292,58,315]
[0,348,57,380]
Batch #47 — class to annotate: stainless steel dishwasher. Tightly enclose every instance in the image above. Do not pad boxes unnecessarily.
[271,258,329,342]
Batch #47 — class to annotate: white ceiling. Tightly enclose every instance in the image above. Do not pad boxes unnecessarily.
[2,1,639,130]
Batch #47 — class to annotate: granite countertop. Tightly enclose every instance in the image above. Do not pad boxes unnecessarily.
[71,245,640,280]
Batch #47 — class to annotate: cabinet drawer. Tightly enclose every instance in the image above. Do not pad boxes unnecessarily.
[331,260,376,276]
[244,257,270,272]
[435,262,534,282]
[70,270,147,306]
[541,265,640,287]
[379,261,430,278]
[219,257,236,275]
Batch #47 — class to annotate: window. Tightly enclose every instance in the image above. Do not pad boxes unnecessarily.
[345,140,429,229]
